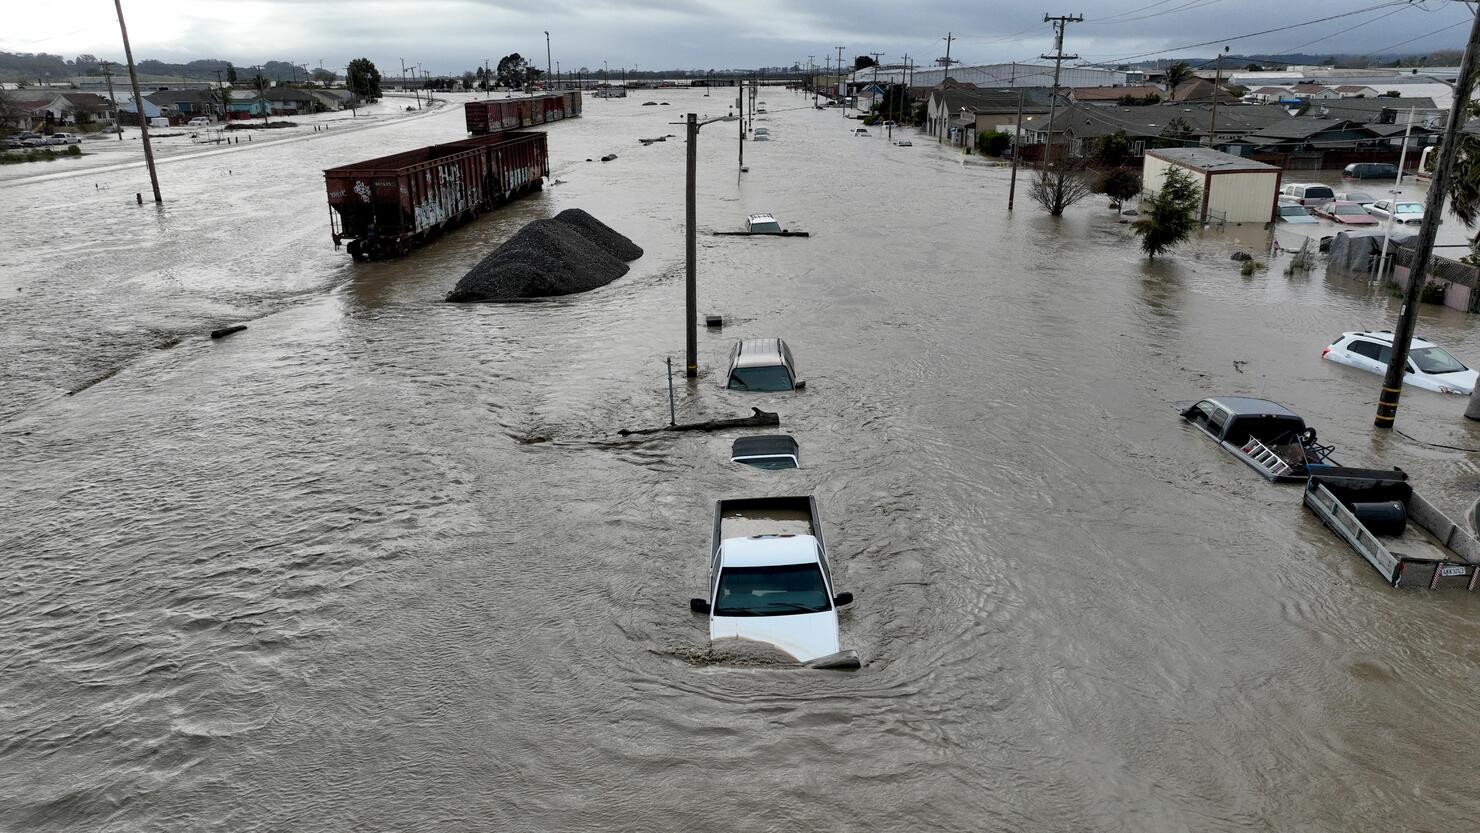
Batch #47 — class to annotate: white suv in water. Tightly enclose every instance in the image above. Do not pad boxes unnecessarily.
[1322,331,1478,394]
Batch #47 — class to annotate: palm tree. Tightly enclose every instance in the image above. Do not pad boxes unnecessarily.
[1164,61,1191,100]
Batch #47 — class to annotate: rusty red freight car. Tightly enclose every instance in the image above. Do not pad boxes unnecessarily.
[465,91,582,135]
[323,131,548,260]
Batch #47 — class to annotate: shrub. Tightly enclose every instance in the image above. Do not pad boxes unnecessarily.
[1095,167,1142,204]
[976,129,1012,157]
[1421,281,1449,304]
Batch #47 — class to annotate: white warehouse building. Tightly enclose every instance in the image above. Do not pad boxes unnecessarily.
[1142,148,1281,225]
[852,62,1132,89]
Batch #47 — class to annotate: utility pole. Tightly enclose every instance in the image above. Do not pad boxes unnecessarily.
[101,61,122,140]
[1378,8,1480,429]
[545,31,552,90]
[256,66,269,128]
[484,58,491,97]
[113,0,160,203]
[898,54,910,123]
[682,111,736,377]
[417,64,425,108]
[941,31,955,81]
[836,45,846,111]
[213,68,226,132]
[1208,46,1228,148]
[1009,90,1024,210]
[1039,13,1082,167]
[1376,106,1417,287]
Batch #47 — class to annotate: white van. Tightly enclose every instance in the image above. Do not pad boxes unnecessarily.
[187,116,210,127]
[1278,183,1336,207]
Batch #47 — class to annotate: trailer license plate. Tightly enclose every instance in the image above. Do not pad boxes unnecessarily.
[1440,564,1467,577]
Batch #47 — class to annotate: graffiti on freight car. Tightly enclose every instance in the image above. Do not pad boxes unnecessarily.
[413,164,468,231]
[353,180,372,203]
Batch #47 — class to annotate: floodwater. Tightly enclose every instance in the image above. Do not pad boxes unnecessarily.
[5,88,1480,832]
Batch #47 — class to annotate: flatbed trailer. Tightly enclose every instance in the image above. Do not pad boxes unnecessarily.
[323,131,548,260]
[1304,467,1480,590]
[464,92,582,135]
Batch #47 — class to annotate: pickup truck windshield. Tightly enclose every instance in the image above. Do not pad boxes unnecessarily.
[714,564,829,616]
[728,366,793,392]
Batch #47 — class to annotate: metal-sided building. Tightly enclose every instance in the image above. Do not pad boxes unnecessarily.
[1142,147,1281,224]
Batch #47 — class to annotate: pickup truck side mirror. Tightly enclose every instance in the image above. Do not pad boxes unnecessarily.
[689,598,711,614]
[793,380,806,390]
[833,592,854,607]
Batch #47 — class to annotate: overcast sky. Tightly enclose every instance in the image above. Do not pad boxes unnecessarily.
[4,0,1475,75]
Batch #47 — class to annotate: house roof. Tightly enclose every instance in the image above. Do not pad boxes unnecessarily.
[1312,96,1438,117]
[1070,85,1160,101]
[1291,83,1331,94]
[1243,117,1358,141]
[145,89,219,106]
[1170,77,1241,103]
[263,87,316,102]
[58,92,112,111]
[1044,102,1295,140]
[1148,147,1280,172]
[1252,86,1290,95]
[1334,85,1374,93]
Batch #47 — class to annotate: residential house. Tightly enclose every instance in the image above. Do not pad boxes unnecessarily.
[226,89,270,119]
[0,91,110,128]
[1332,85,1379,98]
[1245,86,1294,104]
[1305,96,1443,127]
[1069,85,1161,106]
[1168,77,1242,104]
[115,95,176,125]
[145,89,222,119]
[308,89,344,111]
[926,85,1052,147]
[1289,83,1341,100]
[263,87,317,115]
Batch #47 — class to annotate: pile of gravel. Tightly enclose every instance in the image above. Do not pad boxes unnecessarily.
[446,209,643,302]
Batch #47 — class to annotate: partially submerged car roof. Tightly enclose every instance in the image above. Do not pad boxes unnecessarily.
[734,338,788,368]
[1205,396,1299,418]
[732,435,799,459]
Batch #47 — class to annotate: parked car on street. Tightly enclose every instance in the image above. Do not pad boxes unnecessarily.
[187,116,210,127]
[1278,183,1336,206]
[1344,162,1400,180]
[893,139,912,147]
[1365,199,1425,226]
[1277,204,1318,224]
[45,133,81,145]
[850,127,869,137]
[21,133,50,147]
[1312,201,1379,225]
[725,338,804,392]
[1323,330,1477,394]
[1335,191,1377,205]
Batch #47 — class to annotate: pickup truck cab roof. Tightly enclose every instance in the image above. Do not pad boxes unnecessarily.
[731,434,800,469]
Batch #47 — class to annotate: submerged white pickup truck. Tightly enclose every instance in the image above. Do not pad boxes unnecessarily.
[690,495,859,669]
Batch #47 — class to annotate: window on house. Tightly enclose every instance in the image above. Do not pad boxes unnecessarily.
[1131,140,1145,156]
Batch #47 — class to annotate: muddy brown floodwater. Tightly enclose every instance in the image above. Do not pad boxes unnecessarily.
[5,89,1480,832]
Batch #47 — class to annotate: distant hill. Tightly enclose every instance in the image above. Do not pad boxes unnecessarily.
[0,52,311,84]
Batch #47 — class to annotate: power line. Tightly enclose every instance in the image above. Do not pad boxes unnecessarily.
[1077,1,1411,66]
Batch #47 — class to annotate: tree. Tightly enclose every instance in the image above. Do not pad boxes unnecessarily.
[854,55,876,71]
[226,62,237,83]
[1118,93,1161,106]
[1090,130,1132,167]
[1029,162,1095,216]
[976,129,1012,156]
[1383,90,1401,97]
[1442,100,1480,228]
[1164,61,1191,98]
[1095,168,1142,206]
[1135,167,1201,259]
[347,57,381,100]
[1245,63,1263,72]
[496,53,531,89]
[1321,56,1336,66]
[1155,116,1195,148]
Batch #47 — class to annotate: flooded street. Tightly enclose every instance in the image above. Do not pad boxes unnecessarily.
[6,88,1480,831]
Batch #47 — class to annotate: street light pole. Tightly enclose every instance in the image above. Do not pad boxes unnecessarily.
[545,31,552,90]
[683,111,738,378]
[1376,8,1480,429]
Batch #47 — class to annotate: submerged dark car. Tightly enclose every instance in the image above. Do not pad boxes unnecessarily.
[1179,396,1337,482]
[731,435,800,469]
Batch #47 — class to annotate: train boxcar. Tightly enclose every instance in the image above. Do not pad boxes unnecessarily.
[465,93,582,135]
[324,131,549,260]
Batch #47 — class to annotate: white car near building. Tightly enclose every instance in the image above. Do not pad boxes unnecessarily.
[1322,330,1477,394]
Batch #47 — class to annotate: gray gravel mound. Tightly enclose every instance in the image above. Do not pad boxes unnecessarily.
[447,211,642,302]
[553,208,644,262]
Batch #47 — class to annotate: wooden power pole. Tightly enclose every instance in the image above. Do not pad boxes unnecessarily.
[113,0,161,203]
[1039,13,1082,167]
[1379,9,1480,428]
